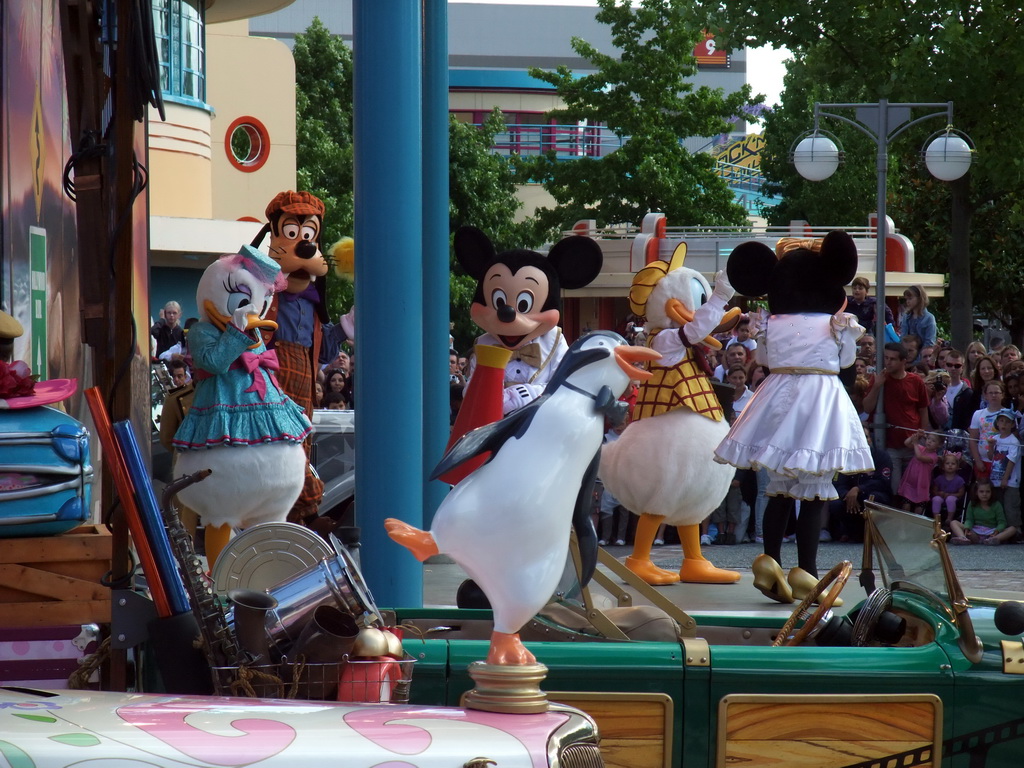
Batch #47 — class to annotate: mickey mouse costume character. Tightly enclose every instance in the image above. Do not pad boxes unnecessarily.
[251,191,352,523]
[714,232,873,604]
[440,226,603,484]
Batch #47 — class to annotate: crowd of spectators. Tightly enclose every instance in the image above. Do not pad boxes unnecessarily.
[598,285,1024,548]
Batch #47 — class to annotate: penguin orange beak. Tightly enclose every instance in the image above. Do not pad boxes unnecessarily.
[614,345,660,381]
[665,298,694,326]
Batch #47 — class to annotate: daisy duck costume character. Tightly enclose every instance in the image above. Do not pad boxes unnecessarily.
[714,232,873,605]
[173,246,311,569]
[600,243,743,585]
[440,226,603,484]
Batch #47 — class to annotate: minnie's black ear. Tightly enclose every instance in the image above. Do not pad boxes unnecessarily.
[546,235,604,290]
[820,230,859,286]
[453,226,497,280]
[727,241,776,297]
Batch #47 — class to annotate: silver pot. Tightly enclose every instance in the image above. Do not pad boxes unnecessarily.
[265,556,370,650]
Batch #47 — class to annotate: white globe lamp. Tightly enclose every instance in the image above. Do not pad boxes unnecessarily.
[924,133,973,181]
[793,135,840,181]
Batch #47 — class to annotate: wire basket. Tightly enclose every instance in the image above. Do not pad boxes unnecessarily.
[212,655,415,703]
[212,660,342,700]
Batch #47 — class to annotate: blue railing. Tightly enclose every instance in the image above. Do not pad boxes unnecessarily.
[488,123,626,158]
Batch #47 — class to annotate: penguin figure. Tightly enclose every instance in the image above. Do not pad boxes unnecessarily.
[386,332,658,665]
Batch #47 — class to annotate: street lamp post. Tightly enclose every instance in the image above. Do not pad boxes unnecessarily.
[792,100,973,450]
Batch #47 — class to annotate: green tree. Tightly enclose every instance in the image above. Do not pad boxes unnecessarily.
[703,0,1024,349]
[293,20,534,347]
[293,17,355,319]
[515,0,760,237]
[448,109,540,352]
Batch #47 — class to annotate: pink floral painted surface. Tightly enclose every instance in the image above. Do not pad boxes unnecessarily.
[0,689,573,768]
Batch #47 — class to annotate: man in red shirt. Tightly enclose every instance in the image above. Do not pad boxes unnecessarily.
[863,342,930,493]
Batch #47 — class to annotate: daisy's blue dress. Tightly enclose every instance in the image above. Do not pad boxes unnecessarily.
[172,321,311,449]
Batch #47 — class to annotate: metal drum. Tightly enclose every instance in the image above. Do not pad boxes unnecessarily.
[265,552,380,650]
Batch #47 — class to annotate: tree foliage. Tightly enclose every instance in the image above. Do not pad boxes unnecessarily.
[293,17,355,319]
[702,0,1024,347]
[515,0,759,236]
[447,110,540,351]
[293,19,535,348]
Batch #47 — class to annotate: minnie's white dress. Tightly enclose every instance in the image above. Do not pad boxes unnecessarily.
[714,311,873,500]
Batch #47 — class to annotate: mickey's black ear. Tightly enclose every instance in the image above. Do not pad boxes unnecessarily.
[727,241,776,297]
[453,226,497,280]
[820,230,859,286]
[547,235,603,290]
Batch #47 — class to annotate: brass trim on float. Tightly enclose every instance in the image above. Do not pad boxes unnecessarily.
[716,693,943,768]
[1001,640,1024,675]
[548,691,674,768]
[682,637,710,666]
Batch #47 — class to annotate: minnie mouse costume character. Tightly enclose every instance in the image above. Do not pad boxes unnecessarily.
[440,226,603,484]
[714,232,873,604]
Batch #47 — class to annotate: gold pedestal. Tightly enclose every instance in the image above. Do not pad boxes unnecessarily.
[462,661,550,714]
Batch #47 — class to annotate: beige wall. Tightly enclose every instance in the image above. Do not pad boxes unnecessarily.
[514,182,556,223]
[207,19,297,223]
[449,91,562,115]
[148,102,214,218]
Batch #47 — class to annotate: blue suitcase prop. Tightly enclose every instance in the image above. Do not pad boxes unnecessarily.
[0,406,93,538]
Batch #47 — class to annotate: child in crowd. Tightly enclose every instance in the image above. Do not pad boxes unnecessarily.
[989,409,1021,536]
[732,315,757,352]
[969,380,1006,479]
[931,452,966,524]
[951,480,1017,545]
[897,429,942,514]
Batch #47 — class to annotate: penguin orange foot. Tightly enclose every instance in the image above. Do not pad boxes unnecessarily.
[384,519,439,562]
[625,556,681,585]
[487,631,536,665]
[678,559,741,584]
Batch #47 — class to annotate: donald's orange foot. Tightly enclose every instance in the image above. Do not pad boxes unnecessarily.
[679,559,741,584]
[384,518,439,562]
[625,555,681,585]
[486,631,536,665]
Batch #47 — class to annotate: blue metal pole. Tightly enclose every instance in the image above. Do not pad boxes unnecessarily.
[352,0,424,608]
[422,0,450,528]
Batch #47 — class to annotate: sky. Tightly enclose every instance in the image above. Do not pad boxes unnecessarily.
[451,1,790,112]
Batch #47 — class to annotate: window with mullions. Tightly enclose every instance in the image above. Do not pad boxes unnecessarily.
[152,0,206,104]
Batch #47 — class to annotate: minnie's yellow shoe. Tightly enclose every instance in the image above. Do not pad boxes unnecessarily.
[788,567,844,607]
[751,554,794,603]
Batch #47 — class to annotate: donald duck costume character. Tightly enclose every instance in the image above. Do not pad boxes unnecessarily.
[600,243,742,585]
[173,246,311,568]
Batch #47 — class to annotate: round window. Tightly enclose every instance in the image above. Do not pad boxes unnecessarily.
[225,116,270,172]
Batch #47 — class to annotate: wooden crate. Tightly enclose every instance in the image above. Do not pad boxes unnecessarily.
[0,524,112,627]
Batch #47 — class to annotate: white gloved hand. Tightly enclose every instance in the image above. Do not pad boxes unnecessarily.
[339,306,355,340]
[712,270,735,302]
[503,384,537,414]
[747,309,764,334]
[830,312,852,331]
[231,304,254,333]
